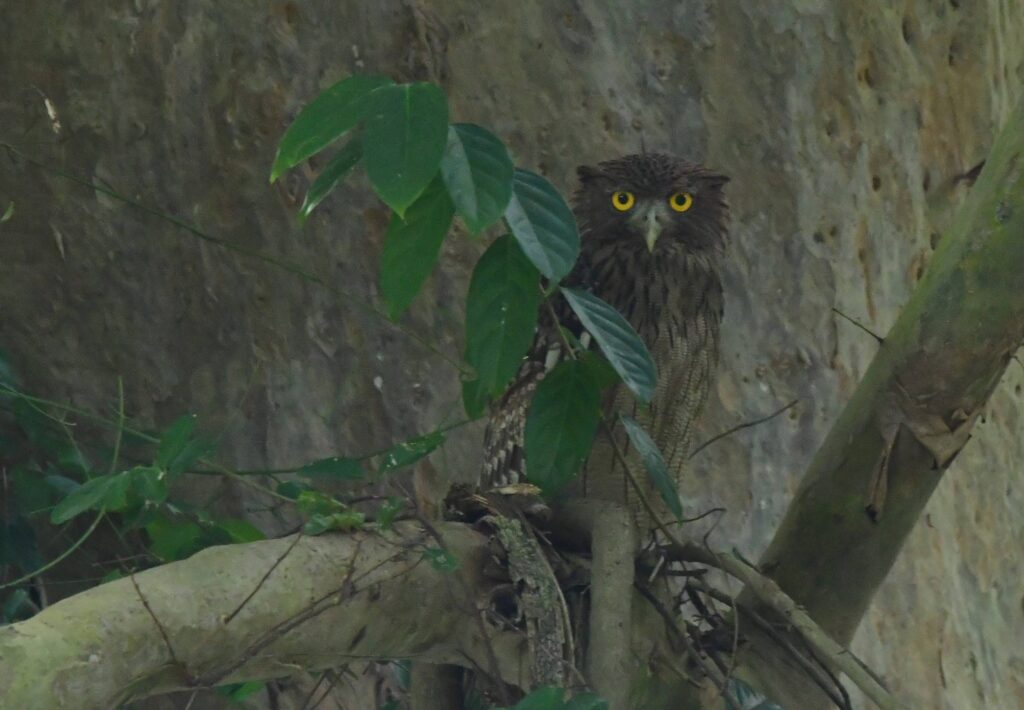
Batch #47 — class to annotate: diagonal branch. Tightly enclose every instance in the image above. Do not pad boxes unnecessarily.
[752,94,1024,644]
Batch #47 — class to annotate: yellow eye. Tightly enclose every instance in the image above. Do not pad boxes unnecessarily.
[611,191,635,211]
[669,192,693,212]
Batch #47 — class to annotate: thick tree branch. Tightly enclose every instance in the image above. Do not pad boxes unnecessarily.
[752,94,1024,643]
[0,523,528,709]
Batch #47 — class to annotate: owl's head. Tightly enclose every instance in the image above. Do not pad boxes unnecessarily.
[573,153,729,256]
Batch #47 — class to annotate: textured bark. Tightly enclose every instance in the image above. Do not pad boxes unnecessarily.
[0,524,526,709]
[2,1,1024,708]
[754,92,1024,642]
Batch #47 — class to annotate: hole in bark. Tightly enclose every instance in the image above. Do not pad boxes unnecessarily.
[901,17,915,44]
[922,170,931,192]
[930,232,941,249]
[812,231,824,244]
[871,175,882,191]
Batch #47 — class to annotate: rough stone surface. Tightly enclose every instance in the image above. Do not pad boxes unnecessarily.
[1,1,1022,708]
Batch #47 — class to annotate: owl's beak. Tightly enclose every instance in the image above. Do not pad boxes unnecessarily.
[642,205,665,252]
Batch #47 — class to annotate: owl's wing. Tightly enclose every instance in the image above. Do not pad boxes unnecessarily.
[479,287,591,488]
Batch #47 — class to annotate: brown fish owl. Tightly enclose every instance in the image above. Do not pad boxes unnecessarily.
[482,153,728,519]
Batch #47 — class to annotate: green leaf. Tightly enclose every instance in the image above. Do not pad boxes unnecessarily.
[564,693,609,710]
[2,589,32,622]
[578,350,621,390]
[375,497,405,530]
[378,430,445,472]
[423,547,459,572]
[217,681,266,701]
[1,201,13,223]
[216,518,266,543]
[270,74,392,182]
[620,415,683,522]
[298,456,366,481]
[12,466,53,515]
[464,235,540,398]
[145,517,204,561]
[304,511,365,535]
[561,287,657,403]
[275,480,308,500]
[379,178,455,319]
[524,360,601,493]
[299,135,364,222]
[50,473,131,523]
[511,686,565,710]
[461,376,490,419]
[296,490,346,516]
[363,82,449,216]
[130,465,168,504]
[440,123,514,234]
[504,169,579,281]
[156,415,214,475]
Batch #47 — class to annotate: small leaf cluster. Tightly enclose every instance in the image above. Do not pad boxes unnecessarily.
[495,686,608,710]
[273,75,680,510]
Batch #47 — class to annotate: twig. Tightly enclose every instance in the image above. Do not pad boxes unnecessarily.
[690,581,851,710]
[599,418,900,709]
[690,400,798,458]
[668,543,904,710]
[831,307,884,344]
[225,532,304,624]
[634,582,741,707]
[129,571,184,673]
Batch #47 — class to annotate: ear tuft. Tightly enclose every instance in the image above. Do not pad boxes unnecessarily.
[576,165,605,183]
[700,171,731,188]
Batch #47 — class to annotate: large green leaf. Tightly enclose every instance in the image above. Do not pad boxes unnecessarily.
[145,516,204,562]
[506,687,564,710]
[50,473,131,524]
[270,74,392,182]
[620,414,683,521]
[464,235,540,398]
[379,178,455,319]
[504,169,579,281]
[561,287,657,403]
[363,82,450,216]
[298,456,366,481]
[440,123,514,234]
[524,360,601,493]
[156,415,196,469]
[564,694,609,710]
[299,135,363,222]
[378,430,446,472]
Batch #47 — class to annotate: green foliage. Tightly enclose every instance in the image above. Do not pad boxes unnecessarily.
[561,288,657,404]
[378,430,445,472]
[505,169,580,281]
[379,177,455,319]
[620,415,683,521]
[524,359,602,493]
[422,547,460,572]
[463,234,541,405]
[217,680,267,702]
[441,123,514,234]
[270,74,392,182]
[299,135,363,222]
[298,456,366,481]
[363,82,450,216]
[271,73,659,498]
[495,687,608,710]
